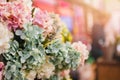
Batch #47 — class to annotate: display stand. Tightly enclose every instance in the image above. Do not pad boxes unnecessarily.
[96,59,120,80]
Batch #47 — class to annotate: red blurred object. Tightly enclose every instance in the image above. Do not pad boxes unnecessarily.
[33,0,55,12]
[72,6,85,42]
[56,0,72,16]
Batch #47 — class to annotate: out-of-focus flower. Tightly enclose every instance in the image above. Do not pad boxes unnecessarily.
[0,0,6,2]
[33,8,49,27]
[0,62,4,80]
[37,60,55,79]
[33,9,53,33]
[72,41,89,65]
[60,70,71,80]
[0,0,89,80]
[0,22,13,54]
[21,69,37,80]
[22,0,32,11]
[79,64,96,80]
[61,24,72,42]
[48,13,62,38]
[33,9,61,39]
[0,0,32,30]
[26,70,37,80]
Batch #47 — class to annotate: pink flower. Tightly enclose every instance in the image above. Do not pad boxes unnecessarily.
[0,62,4,80]
[33,9,62,39]
[72,41,89,66]
[33,9,54,37]
[33,9,52,29]
[33,9,47,27]
[0,0,32,30]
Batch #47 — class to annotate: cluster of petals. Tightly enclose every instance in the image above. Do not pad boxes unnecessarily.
[72,41,89,65]
[0,0,32,30]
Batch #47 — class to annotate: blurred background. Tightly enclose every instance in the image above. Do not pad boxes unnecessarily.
[33,0,120,80]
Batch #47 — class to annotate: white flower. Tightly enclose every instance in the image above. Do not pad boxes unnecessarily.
[23,0,32,11]
[37,60,55,79]
[26,70,37,80]
[0,23,13,54]
[72,41,89,65]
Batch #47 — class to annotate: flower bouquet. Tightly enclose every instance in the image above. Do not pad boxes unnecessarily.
[0,0,89,80]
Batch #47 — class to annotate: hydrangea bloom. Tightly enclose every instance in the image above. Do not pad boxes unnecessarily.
[37,61,55,79]
[33,9,61,39]
[0,0,32,30]
[72,41,89,65]
[25,70,37,80]
[0,22,13,54]
[33,9,53,33]
[0,0,89,79]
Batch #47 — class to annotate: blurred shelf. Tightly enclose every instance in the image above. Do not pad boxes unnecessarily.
[64,0,109,16]
[96,59,120,80]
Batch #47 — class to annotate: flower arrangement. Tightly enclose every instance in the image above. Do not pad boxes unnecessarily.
[0,0,89,80]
